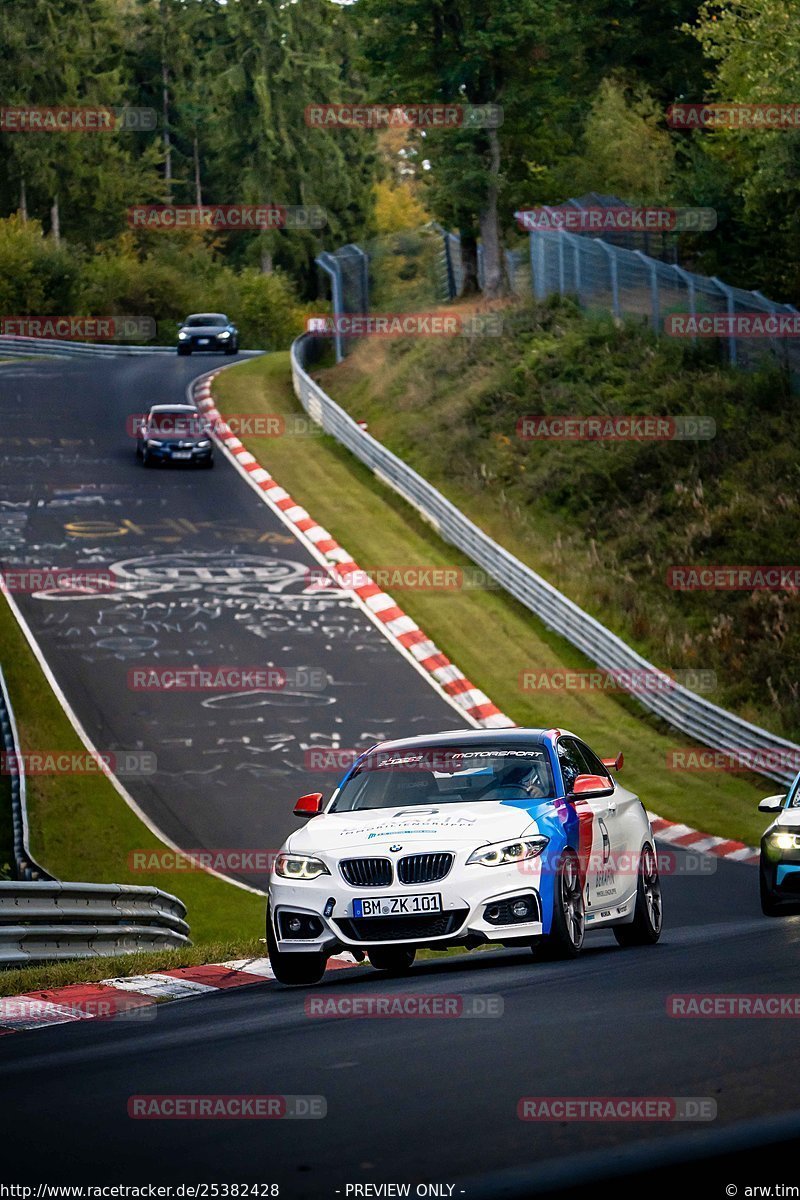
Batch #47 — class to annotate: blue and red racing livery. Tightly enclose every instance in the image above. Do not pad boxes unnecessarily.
[266,727,663,985]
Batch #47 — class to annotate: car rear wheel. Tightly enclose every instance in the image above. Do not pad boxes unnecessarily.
[535,849,584,960]
[266,905,327,986]
[614,843,663,946]
[368,946,416,975]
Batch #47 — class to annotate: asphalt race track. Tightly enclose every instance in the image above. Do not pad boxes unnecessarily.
[1,354,798,1195]
[0,353,470,888]
[1,849,799,1194]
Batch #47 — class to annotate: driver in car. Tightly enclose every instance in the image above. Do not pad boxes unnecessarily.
[481,761,549,801]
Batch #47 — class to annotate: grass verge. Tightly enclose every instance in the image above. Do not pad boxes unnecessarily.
[212,354,770,845]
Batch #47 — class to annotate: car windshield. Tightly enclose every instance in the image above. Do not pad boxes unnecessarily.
[186,315,226,327]
[330,745,554,812]
[788,774,800,807]
[148,412,207,436]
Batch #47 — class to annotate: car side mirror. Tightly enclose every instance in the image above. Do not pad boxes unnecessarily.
[572,773,615,799]
[759,794,786,813]
[294,792,324,818]
[601,752,624,771]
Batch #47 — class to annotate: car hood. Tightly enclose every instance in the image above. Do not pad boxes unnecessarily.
[147,432,208,444]
[287,801,544,855]
[768,807,800,830]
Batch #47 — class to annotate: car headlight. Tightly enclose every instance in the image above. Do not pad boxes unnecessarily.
[196,439,211,448]
[178,331,188,339]
[218,330,231,339]
[770,831,800,852]
[274,853,330,880]
[146,439,160,448]
[466,836,549,867]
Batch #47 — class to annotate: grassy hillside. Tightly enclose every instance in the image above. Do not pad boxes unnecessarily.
[213,353,769,846]
[316,297,800,745]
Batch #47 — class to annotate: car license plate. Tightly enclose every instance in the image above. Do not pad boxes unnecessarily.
[353,893,442,918]
[198,338,209,345]
[172,451,192,459]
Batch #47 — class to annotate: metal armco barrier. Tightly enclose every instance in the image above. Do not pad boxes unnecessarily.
[0,336,264,359]
[0,882,190,965]
[0,665,52,881]
[0,336,173,358]
[290,333,800,787]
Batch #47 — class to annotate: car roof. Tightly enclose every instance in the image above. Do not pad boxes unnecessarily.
[364,727,574,754]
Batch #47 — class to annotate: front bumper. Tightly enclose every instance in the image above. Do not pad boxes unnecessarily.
[268,866,545,955]
[179,335,231,352]
[762,840,800,898]
[145,441,213,463]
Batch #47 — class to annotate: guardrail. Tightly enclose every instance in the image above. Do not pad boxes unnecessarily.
[0,665,52,882]
[0,336,264,360]
[290,333,800,788]
[0,882,190,965]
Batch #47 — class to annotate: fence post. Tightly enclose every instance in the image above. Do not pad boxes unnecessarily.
[597,241,620,317]
[557,232,565,295]
[529,231,546,300]
[783,302,800,389]
[634,250,659,330]
[505,249,519,294]
[671,265,697,344]
[712,276,736,367]
[345,243,370,314]
[315,252,344,364]
[572,233,582,300]
[443,233,456,300]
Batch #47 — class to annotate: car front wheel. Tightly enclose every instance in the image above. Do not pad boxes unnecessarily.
[614,843,663,946]
[535,849,585,960]
[266,905,327,986]
[368,946,416,975]
[177,345,191,356]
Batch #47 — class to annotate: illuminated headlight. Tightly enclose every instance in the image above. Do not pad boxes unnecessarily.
[274,853,330,880]
[178,331,188,339]
[196,439,211,448]
[467,837,549,867]
[770,831,800,852]
[218,330,231,339]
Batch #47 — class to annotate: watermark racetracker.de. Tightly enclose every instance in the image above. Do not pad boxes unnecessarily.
[306,313,504,338]
[0,106,156,131]
[127,205,327,231]
[0,316,155,341]
[516,415,715,441]
[127,1095,326,1119]
[305,103,503,129]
